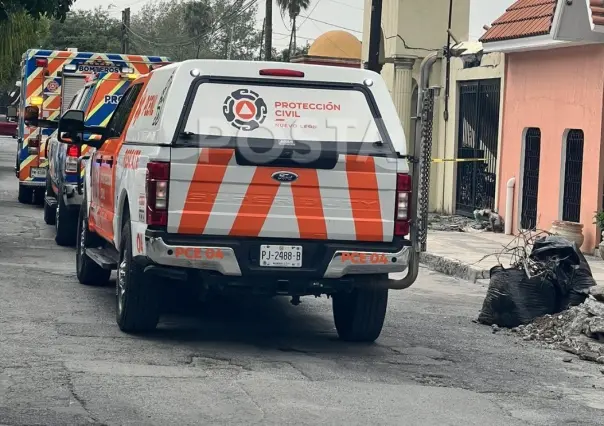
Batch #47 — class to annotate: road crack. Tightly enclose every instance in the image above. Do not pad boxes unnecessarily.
[236,382,266,424]
[63,364,107,426]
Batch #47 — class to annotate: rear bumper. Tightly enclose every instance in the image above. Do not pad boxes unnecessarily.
[19,180,44,187]
[144,231,411,280]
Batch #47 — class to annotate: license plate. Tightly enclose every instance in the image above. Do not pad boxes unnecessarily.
[30,167,46,179]
[260,245,302,268]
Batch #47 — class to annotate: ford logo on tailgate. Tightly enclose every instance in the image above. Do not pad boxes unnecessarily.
[271,171,298,183]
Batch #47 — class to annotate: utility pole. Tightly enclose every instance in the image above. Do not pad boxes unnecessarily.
[367,0,383,72]
[227,26,234,60]
[264,0,272,61]
[443,0,454,122]
[259,18,265,60]
[121,7,131,54]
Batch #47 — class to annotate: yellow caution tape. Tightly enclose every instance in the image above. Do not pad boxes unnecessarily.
[431,158,487,163]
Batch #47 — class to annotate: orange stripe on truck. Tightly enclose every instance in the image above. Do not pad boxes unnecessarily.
[46,52,72,76]
[178,149,233,234]
[229,168,281,237]
[291,169,328,240]
[345,155,383,242]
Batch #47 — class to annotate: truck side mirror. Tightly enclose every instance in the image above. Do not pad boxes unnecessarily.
[24,105,39,126]
[6,106,17,120]
[58,109,85,144]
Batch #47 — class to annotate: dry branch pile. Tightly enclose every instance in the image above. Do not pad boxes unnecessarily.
[477,231,604,362]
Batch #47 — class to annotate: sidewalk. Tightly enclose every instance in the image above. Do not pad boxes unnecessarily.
[421,230,604,284]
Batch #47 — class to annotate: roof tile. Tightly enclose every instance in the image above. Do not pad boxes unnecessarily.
[590,0,604,26]
[480,0,557,43]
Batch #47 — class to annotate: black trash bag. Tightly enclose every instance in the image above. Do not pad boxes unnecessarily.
[529,235,596,308]
[477,265,561,328]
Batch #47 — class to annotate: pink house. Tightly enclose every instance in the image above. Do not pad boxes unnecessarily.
[481,0,604,252]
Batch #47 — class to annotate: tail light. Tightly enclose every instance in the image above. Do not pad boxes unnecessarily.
[394,173,411,237]
[65,144,80,174]
[28,134,41,154]
[146,161,170,226]
[35,58,48,68]
[259,69,305,78]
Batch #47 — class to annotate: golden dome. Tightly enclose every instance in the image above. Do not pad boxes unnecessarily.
[308,30,362,60]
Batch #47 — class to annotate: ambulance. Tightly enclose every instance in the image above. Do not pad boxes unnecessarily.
[43,71,143,246]
[56,60,420,342]
[11,49,169,204]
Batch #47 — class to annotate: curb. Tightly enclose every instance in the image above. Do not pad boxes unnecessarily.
[419,252,490,283]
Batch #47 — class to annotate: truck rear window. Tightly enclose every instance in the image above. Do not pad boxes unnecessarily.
[177,81,394,158]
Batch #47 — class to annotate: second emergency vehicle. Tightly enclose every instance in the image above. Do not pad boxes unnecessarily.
[13,49,168,204]
[44,71,139,246]
[56,60,420,342]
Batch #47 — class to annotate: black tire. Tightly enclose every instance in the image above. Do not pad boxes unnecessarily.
[33,188,44,206]
[332,285,389,343]
[76,201,111,286]
[17,184,32,204]
[55,186,78,246]
[43,177,56,225]
[116,219,160,333]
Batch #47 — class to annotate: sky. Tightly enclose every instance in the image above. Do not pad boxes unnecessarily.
[77,0,516,50]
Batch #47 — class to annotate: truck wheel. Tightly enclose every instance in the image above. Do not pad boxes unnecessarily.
[116,219,160,333]
[17,184,32,204]
[76,202,111,286]
[55,187,78,246]
[43,177,56,225]
[332,285,389,343]
[33,188,44,206]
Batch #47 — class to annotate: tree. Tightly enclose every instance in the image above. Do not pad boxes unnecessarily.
[183,0,213,58]
[0,11,49,90]
[129,0,262,61]
[273,42,309,62]
[0,0,76,22]
[276,0,310,55]
[41,7,122,53]
[0,0,75,89]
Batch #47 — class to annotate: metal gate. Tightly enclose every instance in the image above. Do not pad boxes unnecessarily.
[562,129,584,223]
[455,79,501,216]
[521,128,541,230]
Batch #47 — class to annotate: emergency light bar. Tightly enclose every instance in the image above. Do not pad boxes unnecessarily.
[63,64,77,72]
[35,58,48,68]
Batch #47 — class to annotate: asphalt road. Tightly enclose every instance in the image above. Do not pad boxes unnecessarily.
[0,137,603,426]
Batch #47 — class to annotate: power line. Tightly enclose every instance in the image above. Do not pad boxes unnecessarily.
[274,31,314,41]
[298,15,361,33]
[308,20,356,57]
[296,0,323,32]
[326,0,363,11]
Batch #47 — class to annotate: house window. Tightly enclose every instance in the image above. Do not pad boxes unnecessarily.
[562,129,584,223]
[520,128,541,230]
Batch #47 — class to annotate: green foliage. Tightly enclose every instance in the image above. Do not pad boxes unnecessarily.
[130,0,262,61]
[0,0,76,22]
[593,211,604,231]
[276,0,311,20]
[275,0,311,54]
[0,11,48,90]
[273,42,310,62]
[42,7,122,53]
[0,0,263,92]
